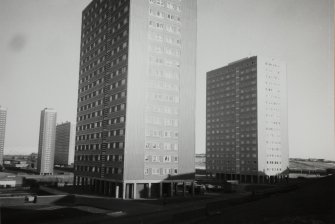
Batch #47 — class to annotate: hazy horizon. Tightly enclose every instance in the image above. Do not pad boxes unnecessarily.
[0,0,334,160]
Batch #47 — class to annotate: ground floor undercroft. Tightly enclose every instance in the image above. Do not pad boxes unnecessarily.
[73,176,196,199]
[208,172,289,184]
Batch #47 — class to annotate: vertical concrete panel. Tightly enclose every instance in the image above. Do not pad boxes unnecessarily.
[124,0,149,181]
[280,62,289,172]
[258,56,288,176]
[178,0,197,177]
[257,57,267,174]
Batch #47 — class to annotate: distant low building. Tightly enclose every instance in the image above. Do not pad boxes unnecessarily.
[0,173,18,188]
[4,159,29,168]
[0,178,15,188]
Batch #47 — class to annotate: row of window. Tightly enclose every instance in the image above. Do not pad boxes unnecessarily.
[77,121,102,131]
[81,55,106,75]
[148,45,181,58]
[207,166,238,172]
[266,168,282,172]
[208,63,256,80]
[145,142,178,150]
[76,142,124,151]
[78,110,103,122]
[110,41,128,56]
[77,132,102,141]
[107,116,125,125]
[109,78,126,90]
[144,155,178,163]
[78,99,103,113]
[208,121,256,127]
[106,167,123,174]
[77,116,125,131]
[149,8,181,23]
[145,129,179,138]
[147,80,179,92]
[144,167,178,175]
[75,165,123,174]
[110,54,127,67]
[109,90,126,101]
[76,144,101,151]
[75,154,123,162]
[149,20,181,35]
[147,92,179,103]
[146,105,178,115]
[267,161,282,165]
[107,129,124,137]
[109,17,128,34]
[149,56,180,68]
[148,31,181,46]
[145,116,178,127]
[81,44,106,65]
[79,70,104,85]
[110,66,127,79]
[80,135,126,145]
[108,103,126,113]
[149,68,179,81]
[79,89,103,103]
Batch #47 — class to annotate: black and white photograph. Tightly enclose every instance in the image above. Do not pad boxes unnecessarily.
[0,0,334,223]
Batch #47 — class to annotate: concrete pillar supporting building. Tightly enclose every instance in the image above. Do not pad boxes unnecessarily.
[148,183,151,198]
[133,183,137,199]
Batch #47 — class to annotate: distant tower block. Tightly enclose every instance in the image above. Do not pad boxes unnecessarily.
[55,122,76,166]
[206,56,288,183]
[0,106,7,165]
[37,108,57,175]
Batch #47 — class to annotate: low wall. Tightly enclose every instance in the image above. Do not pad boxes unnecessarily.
[0,195,69,207]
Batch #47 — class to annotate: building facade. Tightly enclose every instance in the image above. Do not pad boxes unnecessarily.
[74,0,196,199]
[37,108,57,175]
[55,122,76,166]
[206,56,288,183]
[0,106,7,165]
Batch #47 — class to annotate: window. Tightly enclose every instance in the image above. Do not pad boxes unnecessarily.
[152,155,160,162]
[144,168,149,175]
[144,155,149,162]
[163,155,171,162]
[152,168,160,175]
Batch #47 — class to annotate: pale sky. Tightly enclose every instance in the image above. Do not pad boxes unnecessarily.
[0,0,334,160]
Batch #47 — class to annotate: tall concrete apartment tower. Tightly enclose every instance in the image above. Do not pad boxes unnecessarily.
[37,108,57,175]
[206,56,288,183]
[55,122,76,166]
[0,106,7,165]
[74,0,196,199]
